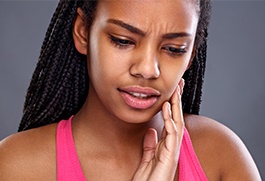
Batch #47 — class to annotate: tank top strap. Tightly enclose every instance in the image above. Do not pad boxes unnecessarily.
[56,116,86,181]
[178,128,208,181]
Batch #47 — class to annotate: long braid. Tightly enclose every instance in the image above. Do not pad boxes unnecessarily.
[23,1,68,109]
[182,0,211,114]
[193,37,207,113]
[18,0,211,131]
[18,1,94,131]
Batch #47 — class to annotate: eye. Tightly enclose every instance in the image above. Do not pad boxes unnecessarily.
[162,46,187,57]
[109,35,135,49]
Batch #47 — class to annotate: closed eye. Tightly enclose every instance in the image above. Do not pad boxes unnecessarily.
[162,46,187,57]
[109,35,135,49]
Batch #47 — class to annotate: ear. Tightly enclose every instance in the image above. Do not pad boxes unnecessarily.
[73,8,88,55]
[186,47,196,70]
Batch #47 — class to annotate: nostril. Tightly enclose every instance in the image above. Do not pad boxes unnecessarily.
[129,62,160,79]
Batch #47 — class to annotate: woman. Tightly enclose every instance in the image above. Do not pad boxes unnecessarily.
[0,0,261,180]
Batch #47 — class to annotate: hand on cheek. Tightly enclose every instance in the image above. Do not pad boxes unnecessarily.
[132,79,185,181]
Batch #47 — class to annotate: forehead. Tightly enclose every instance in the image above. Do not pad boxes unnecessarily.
[95,0,199,35]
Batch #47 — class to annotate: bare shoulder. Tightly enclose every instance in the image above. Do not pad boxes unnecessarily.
[184,114,261,180]
[0,123,57,181]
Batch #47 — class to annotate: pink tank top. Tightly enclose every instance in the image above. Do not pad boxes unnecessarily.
[56,117,208,181]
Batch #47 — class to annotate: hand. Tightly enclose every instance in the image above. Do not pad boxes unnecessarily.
[132,79,185,181]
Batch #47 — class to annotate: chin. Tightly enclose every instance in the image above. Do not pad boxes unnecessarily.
[116,108,162,125]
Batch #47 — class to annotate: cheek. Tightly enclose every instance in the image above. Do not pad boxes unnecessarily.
[160,54,191,101]
[160,58,190,88]
[89,42,127,85]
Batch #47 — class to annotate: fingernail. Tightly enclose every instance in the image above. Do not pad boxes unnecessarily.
[182,78,185,83]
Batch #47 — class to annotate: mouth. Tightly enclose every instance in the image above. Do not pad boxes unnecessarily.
[118,86,160,110]
[126,92,152,99]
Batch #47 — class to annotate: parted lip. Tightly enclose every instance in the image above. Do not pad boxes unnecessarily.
[118,86,161,97]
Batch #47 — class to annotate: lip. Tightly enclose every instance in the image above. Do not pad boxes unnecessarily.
[118,86,160,110]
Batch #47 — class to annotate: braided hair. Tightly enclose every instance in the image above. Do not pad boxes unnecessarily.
[18,0,212,131]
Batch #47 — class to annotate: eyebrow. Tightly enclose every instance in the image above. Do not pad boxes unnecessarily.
[162,32,192,39]
[107,19,191,39]
[107,19,146,36]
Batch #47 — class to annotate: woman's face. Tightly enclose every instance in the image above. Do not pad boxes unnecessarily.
[87,0,199,124]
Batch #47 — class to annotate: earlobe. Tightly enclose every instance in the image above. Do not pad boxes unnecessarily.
[73,8,88,55]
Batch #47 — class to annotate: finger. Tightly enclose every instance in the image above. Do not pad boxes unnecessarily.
[161,125,166,140]
[161,102,178,149]
[161,102,175,134]
[160,102,171,140]
[133,129,157,180]
[179,78,185,95]
[141,128,157,164]
[170,86,185,140]
[171,87,183,122]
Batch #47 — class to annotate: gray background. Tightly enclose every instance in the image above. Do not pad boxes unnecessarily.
[0,0,264,178]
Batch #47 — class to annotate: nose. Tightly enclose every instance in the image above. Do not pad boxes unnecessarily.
[130,46,160,79]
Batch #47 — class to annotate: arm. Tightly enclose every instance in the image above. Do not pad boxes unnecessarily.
[218,125,261,180]
[185,114,262,180]
[0,125,57,181]
[0,133,33,181]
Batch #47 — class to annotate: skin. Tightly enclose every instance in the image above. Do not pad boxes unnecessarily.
[0,0,261,180]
